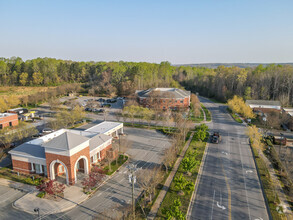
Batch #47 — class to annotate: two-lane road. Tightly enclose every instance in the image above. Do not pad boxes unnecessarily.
[189,98,270,220]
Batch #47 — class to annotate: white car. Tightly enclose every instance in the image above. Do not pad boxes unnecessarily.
[42,128,54,134]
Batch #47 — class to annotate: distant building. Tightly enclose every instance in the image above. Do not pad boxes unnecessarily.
[245,100,281,110]
[0,113,18,129]
[8,108,29,115]
[136,88,191,110]
[9,121,123,185]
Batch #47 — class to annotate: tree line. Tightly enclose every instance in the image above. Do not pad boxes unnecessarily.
[2,57,293,106]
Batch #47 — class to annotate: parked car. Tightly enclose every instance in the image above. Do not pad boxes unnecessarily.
[97,98,105,102]
[85,108,92,112]
[42,128,54,134]
[32,133,42,138]
[211,132,221,144]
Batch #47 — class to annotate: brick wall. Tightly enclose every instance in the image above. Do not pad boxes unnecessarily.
[0,114,18,129]
[12,159,31,174]
[99,144,112,161]
[139,97,190,110]
[45,146,91,185]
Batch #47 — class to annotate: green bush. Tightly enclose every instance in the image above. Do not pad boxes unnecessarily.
[36,191,46,198]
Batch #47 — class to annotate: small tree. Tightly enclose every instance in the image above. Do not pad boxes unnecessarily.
[36,180,65,198]
[163,198,186,220]
[194,129,206,142]
[181,157,198,173]
[173,174,194,194]
[82,166,105,192]
[162,146,177,173]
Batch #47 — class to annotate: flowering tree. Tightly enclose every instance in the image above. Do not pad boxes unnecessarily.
[82,166,105,192]
[36,179,65,197]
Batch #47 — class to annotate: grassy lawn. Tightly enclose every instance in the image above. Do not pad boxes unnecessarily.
[0,167,45,186]
[156,135,206,219]
[226,108,243,123]
[103,154,128,175]
[0,86,53,98]
[201,104,211,121]
[189,107,204,123]
[251,148,284,220]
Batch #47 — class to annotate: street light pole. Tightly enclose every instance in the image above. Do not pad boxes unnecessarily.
[127,164,137,220]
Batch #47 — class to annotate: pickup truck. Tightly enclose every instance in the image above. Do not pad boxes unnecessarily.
[211,132,221,144]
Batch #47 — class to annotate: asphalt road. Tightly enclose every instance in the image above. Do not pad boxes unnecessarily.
[189,98,270,220]
[42,126,171,220]
[0,185,34,220]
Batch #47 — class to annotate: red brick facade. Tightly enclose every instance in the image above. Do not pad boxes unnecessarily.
[0,114,18,129]
[11,159,31,174]
[139,97,190,110]
[45,146,91,185]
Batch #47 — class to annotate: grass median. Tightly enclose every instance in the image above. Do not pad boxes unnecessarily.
[201,104,211,121]
[156,135,207,219]
[251,148,284,220]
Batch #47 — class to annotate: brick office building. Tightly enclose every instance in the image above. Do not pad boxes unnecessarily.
[0,113,18,129]
[9,121,123,185]
[136,88,191,110]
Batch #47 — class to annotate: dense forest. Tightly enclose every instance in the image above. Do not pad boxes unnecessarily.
[1,57,293,106]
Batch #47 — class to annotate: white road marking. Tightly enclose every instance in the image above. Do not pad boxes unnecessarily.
[246,170,253,174]
[216,202,226,210]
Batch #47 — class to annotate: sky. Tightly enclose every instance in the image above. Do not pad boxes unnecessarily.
[0,0,293,64]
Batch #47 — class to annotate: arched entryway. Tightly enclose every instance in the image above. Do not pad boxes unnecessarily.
[74,156,89,184]
[49,160,69,185]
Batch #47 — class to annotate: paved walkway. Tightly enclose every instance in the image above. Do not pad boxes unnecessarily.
[13,185,88,215]
[260,152,293,218]
[147,132,194,219]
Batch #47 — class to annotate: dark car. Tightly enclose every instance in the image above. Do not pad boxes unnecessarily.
[85,108,92,112]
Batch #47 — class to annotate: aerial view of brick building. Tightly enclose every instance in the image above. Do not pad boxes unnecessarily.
[0,113,19,129]
[136,88,191,110]
[9,121,123,185]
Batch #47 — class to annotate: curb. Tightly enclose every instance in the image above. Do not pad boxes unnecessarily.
[186,142,209,219]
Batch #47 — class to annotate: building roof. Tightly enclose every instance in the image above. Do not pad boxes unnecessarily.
[89,133,112,151]
[245,100,281,106]
[85,121,122,134]
[0,113,17,119]
[42,131,89,150]
[10,143,45,159]
[136,88,190,99]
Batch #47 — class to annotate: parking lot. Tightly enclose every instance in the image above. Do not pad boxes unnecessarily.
[59,95,124,113]
[59,126,171,220]
[0,185,33,220]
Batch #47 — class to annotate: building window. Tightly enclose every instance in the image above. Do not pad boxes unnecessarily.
[9,122,12,126]
[43,165,47,176]
[180,100,183,103]
[59,165,64,173]
[93,154,98,163]
[35,164,41,174]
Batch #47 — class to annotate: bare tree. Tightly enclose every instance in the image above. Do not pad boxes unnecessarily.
[162,145,177,173]
[136,166,164,204]
[120,138,131,160]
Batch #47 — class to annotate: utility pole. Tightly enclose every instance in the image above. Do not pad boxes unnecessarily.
[127,164,137,220]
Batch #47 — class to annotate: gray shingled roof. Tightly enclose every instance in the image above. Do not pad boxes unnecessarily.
[137,88,190,99]
[89,133,112,151]
[42,131,89,150]
[245,100,281,106]
[10,143,45,159]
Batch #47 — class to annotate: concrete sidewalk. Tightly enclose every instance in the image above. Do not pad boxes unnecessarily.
[13,185,88,215]
[147,132,194,219]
